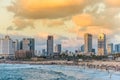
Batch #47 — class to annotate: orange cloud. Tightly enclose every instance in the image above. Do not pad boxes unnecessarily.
[42,19,64,27]
[69,26,113,38]
[62,38,82,48]
[105,0,120,7]
[37,32,49,39]
[37,32,59,40]
[72,13,94,26]
[12,17,34,30]
[8,0,87,19]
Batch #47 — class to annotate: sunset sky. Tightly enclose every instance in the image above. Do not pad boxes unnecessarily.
[0,0,120,52]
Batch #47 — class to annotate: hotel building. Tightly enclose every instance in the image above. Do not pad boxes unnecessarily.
[0,36,15,58]
[47,35,53,56]
[84,33,92,54]
[98,33,106,56]
[115,44,120,53]
[20,38,35,51]
[107,43,113,55]
[55,44,61,54]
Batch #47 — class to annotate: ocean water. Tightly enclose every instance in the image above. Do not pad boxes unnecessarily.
[0,64,120,80]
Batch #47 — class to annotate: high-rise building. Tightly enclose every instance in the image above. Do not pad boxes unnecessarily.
[107,43,113,55]
[13,40,20,52]
[27,38,35,51]
[81,45,84,52]
[42,49,46,54]
[84,33,92,53]
[98,33,106,56]
[55,44,61,54]
[42,49,47,56]
[92,49,96,54]
[21,38,35,51]
[0,36,15,58]
[115,44,120,53]
[47,35,53,56]
[22,38,31,51]
[16,38,35,56]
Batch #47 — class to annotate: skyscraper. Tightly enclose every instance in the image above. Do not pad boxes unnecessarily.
[13,39,20,52]
[81,45,84,52]
[84,33,92,53]
[19,38,35,57]
[27,38,35,51]
[107,43,113,55]
[55,44,61,54]
[22,38,31,51]
[47,35,53,56]
[98,33,106,56]
[42,49,46,56]
[0,36,15,58]
[115,44,120,53]
[21,38,35,51]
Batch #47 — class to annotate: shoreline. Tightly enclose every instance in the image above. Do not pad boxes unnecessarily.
[0,60,120,72]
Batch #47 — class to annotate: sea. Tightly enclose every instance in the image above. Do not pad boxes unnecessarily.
[0,64,120,80]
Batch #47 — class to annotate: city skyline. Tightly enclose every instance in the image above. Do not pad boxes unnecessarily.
[0,0,120,51]
[0,35,35,58]
[0,33,120,59]
[0,34,119,53]
[0,1,120,80]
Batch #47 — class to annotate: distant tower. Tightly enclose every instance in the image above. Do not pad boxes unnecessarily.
[107,43,113,55]
[27,38,35,51]
[0,35,14,58]
[42,49,46,56]
[47,35,53,56]
[22,38,31,51]
[13,39,20,52]
[98,33,106,56]
[55,44,61,54]
[20,38,35,57]
[84,33,92,53]
[115,44,120,53]
[81,45,84,52]
[21,38,35,51]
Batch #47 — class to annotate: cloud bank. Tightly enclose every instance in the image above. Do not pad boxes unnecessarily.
[7,0,87,19]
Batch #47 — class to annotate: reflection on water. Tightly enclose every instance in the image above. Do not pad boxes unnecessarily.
[0,64,120,80]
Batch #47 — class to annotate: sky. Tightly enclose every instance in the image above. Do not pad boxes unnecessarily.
[0,0,120,52]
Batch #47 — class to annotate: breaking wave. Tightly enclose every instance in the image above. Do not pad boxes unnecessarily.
[0,64,120,80]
